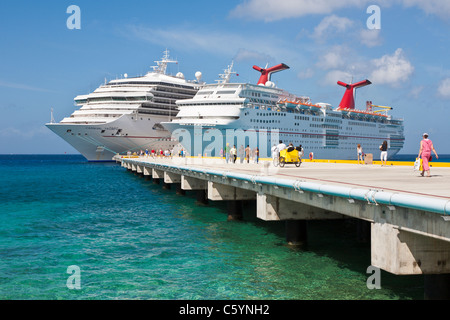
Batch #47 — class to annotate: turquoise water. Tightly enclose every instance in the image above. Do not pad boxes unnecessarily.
[0,155,425,300]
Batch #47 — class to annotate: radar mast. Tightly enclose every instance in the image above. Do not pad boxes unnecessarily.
[151,49,178,75]
[216,61,236,84]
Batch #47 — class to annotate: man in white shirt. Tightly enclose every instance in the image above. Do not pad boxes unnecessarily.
[271,144,277,161]
[276,140,286,154]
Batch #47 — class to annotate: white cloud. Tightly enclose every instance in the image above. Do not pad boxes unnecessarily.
[123,25,301,63]
[401,0,450,20]
[316,45,350,70]
[230,0,368,22]
[304,15,382,48]
[316,48,414,88]
[0,126,50,139]
[297,68,314,79]
[370,48,414,87]
[230,0,450,21]
[359,29,383,47]
[409,85,424,98]
[125,25,237,55]
[437,78,450,98]
[323,70,353,86]
[234,48,274,64]
[0,80,54,93]
[311,15,354,41]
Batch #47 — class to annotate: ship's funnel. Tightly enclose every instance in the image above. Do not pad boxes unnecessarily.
[337,79,371,110]
[253,63,289,85]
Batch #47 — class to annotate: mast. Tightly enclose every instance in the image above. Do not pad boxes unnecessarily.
[50,108,55,124]
[151,49,178,75]
[216,61,236,84]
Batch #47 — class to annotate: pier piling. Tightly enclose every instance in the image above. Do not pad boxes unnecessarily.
[196,189,208,205]
[120,157,450,299]
[424,274,450,300]
[227,200,243,221]
[285,220,307,247]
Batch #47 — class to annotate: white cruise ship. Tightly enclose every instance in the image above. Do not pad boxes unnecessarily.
[46,50,203,161]
[162,62,405,160]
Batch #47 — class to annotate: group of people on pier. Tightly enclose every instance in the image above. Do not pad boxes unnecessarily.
[356,133,439,177]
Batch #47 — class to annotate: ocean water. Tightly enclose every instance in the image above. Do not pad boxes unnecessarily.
[0,154,426,300]
[391,154,450,162]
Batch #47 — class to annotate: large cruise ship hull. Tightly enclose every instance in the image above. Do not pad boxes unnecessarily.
[162,65,404,160]
[46,114,176,161]
[163,114,404,160]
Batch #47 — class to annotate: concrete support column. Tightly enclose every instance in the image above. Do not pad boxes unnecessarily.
[164,172,181,184]
[181,176,207,191]
[227,200,243,221]
[371,222,450,275]
[163,172,181,190]
[357,219,371,243]
[152,169,163,184]
[143,167,152,176]
[196,189,208,205]
[424,274,450,300]
[257,193,343,221]
[285,220,307,247]
[176,184,186,195]
[207,181,256,201]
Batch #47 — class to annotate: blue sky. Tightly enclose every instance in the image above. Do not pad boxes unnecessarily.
[1,0,449,154]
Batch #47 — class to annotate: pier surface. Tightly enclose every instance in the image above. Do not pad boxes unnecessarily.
[119,156,450,299]
[150,158,450,200]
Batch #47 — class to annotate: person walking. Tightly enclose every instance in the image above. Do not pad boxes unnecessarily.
[225,143,230,163]
[379,140,388,166]
[238,145,244,164]
[418,133,438,177]
[255,147,259,164]
[245,145,251,163]
[230,145,237,163]
[271,144,277,162]
[296,145,304,159]
[357,144,364,164]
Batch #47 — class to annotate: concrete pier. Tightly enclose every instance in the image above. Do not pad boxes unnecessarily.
[119,156,450,299]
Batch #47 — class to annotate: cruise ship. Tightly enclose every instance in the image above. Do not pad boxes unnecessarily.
[162,63,405,160]
[46,50,203,161]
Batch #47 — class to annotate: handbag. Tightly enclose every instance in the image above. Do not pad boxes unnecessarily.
[414,158,421,171]
[429,155,432,161]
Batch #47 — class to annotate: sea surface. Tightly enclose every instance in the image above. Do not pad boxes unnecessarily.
[2,154,447,300]
[390,154,450,162]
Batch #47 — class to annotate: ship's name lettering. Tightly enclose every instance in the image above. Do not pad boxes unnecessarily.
[85,127,118,130]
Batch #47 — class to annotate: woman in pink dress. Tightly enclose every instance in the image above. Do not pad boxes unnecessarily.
[418,133,439,177]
